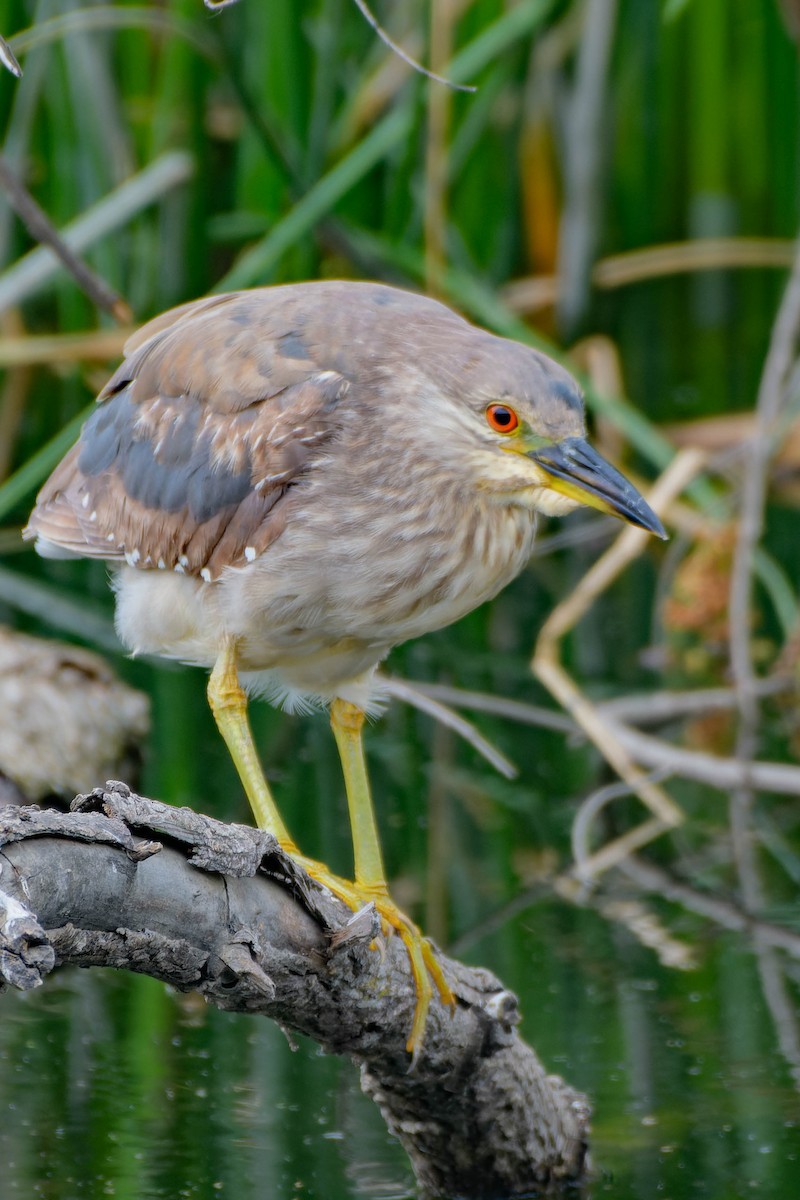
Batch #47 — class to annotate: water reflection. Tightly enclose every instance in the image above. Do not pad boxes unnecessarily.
[1,900,797,1199]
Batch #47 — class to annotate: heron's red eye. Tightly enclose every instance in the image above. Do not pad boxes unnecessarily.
[486,403,519,433]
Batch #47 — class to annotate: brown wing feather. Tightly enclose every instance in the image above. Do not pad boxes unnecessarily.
[26,290,350,580]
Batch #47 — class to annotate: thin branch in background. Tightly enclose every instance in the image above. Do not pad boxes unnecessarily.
[208,0,478,95]
[602,718,800,797]
[726,235,800,1097]
[387,676,800,797]
[0,151,193,317]
[755,949,800,1091]
[532,449,707,877]
[0,326,130,369]
[413,675,793,731]
[380,676,517,779]
[0,155,132,324]
[337,0,480,142]
[569,770,672,880]
[398,681,574,734]
[600,678,793,724]
[728,237,800,906]
[0,33,21,78]
[503,237,799,314]
[618,857,800,960]
[351,0,475,94]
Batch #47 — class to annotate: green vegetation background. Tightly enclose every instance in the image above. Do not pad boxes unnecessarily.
[0,2,798,1198]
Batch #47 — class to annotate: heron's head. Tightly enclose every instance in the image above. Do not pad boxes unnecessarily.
[422,332,666,540]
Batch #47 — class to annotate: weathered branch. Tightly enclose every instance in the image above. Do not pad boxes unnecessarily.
[0,782,589,1200]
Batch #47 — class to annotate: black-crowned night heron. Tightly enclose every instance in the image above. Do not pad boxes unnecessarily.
[26,281,665,1052]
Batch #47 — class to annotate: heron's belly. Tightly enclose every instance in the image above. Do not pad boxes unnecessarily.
[112,566,223,664]
[111,498,536,695]
[111,564,386,698]
[220,499,537,655]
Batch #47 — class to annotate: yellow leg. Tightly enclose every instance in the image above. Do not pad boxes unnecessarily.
[206,644,454,1055]
[329,698,385,889]
[207,644,372,892]
[330,698,455,1054]
[206,643,375,885]
[208,637,297,846]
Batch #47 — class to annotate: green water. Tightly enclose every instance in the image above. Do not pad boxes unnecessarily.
[1,897,797,1198]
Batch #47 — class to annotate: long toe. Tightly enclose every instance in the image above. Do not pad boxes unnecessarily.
[367,892,457,1058]
[289,856,455,1055]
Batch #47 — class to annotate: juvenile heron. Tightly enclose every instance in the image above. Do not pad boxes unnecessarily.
[26,281,665,1051]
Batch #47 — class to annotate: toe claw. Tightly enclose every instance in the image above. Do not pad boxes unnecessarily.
[286,855,450,1054]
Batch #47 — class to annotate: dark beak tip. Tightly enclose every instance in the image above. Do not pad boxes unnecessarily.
[639,509,668,541]
[642,516,671,540]
[531,438,669,541]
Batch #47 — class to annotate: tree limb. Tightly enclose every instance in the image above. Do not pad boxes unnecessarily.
[0,782,589,1200]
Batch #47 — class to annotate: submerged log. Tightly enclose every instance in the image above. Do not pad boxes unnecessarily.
[0,781,590,1199]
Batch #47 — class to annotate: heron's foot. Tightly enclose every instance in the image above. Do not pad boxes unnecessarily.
[358,883,457,1057]
[285,851,455,1056]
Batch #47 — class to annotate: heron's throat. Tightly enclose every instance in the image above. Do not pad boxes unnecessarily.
[523,486,583,518]
[474,451,582,518]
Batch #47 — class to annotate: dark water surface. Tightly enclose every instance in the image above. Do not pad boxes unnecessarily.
[1,892,797,1199]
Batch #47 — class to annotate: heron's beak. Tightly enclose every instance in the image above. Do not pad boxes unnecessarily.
[528,437,667,539]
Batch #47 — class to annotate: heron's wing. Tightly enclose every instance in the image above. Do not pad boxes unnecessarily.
[25,291,348,580]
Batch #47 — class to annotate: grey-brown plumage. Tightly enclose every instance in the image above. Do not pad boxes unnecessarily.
[25,281,665,1052]
[29,283,584,583]
[26,283,662,700]
[29,289,346,581]
[28,281,659,708]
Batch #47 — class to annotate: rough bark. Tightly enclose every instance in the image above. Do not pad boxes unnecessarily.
[0,781,590,1198]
